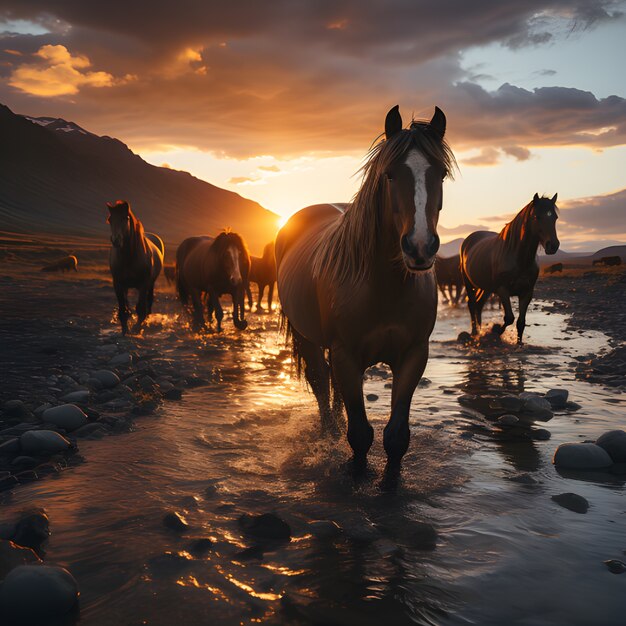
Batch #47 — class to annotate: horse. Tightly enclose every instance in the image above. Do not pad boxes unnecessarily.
[544,262,563,274]
[276,105,455,467]
[41,255,78,273]
[176,231,250,332]
[593,256,621,267]
[246,241,277,311]
[107,200,164,335]
[435,254,464,305]
[459,193,560,344]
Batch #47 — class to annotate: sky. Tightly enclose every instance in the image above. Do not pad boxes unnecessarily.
[0,1,625,251]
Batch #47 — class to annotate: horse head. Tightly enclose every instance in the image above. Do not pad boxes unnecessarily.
[382,105,453,272]
[107,200,132,249]
[216,231,250,287]
[532,193,560,255]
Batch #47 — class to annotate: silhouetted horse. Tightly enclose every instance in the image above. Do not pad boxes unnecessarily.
[593,256,621,267]
[246,241,277,311]
[107,200,164,335]
[41,256,78,273]
[544,262,563,274]
[460,193,560,343]
[435,254,464,304]
[276,105,455,466]
[177,232,250,332]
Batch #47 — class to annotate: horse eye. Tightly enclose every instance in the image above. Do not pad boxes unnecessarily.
[546,211,552,217]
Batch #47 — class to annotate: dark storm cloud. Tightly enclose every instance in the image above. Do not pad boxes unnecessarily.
[0,0,624,157]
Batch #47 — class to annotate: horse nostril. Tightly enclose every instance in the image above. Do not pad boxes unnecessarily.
[426,234,440,258]
[400,235,413,256]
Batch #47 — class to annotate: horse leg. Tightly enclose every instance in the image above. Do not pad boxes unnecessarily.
[474,290,490,331]
[212,294,224,332]
[516,289,534,344]
[246,284,253,310]
[330,347,372,464]
[132,286,149,333]
[147,285,154,314]
[494,287,515,335]
[384,345,428,465]
[257,284,265,311]
[190,289,205,331]
[233,289,248,330]
[267,282,275,311]
[291,329,333,428]
[114,280,129,335]
[463,274,479,335]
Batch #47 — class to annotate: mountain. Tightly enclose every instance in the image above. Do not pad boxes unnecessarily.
[592,245,626,261]
[439,238,464,258]
[0,104,278,253]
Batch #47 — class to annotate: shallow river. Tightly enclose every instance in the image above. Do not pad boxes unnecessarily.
[2,299,625,625]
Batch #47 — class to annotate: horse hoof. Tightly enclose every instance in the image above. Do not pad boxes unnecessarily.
[234,319,248,330]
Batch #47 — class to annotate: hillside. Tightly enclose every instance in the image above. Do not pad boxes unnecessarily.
[0,104,278,253]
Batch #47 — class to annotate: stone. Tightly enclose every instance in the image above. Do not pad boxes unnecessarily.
[553,442,613,470]
[20,430,70,455]
[0,438,20,455]
[565,401,582,411]
[60,390,90,404]
[497,414,519,426]
[551,493,589,514]
[545,389,569,409]
[605,560,626,574]
[365,394,379,402]
[238,513,291,542]
[531,428,552,441]
[162,512,188,532]
[500,396,524,411]
[596,430,626,463]
[109,352,132,367]
[73,423,107,438]
[92,369,120,389]
[42,404,87,432]
[33,403,52,418]
[522,394,553,415]
[187,538,213,555]
[11,456,37,469]
[0,565,79,622]
[307,520,342,539]
[0,540,41,580]
[163,388,182,400]
[3,400,31,419]
[12,510,50,554]
[457,331,472,344]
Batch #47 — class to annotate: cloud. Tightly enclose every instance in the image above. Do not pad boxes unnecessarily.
[258,165,280,172]
[535,68,557,76]
[462,147,501,166]
[228,176,256,184]
[502,145,532,160]
[558,187,626,238]
[8,44,118,96]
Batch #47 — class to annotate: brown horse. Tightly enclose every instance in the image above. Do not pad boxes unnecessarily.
[107,200,164,335]
[435,254,464,305]
[246,241,277,311]
[460,193,560,343]
[41,255,78,273]
[276,105,455,467]
[176,232,250,332]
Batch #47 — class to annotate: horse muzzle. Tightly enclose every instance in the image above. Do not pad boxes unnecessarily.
[401,233,439,272]
[544,239,560,255]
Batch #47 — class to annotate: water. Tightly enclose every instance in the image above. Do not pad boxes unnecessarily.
[2,297,625,625]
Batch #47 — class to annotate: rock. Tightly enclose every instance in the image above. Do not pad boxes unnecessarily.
[545,389,569,409]
[20,430,70,455]
[11,456,37,469]
[238,513,291,542]
[522,395,553,418]
[457,331,472,344]
[42,404,87,432]
[418,378,432,387]
[187,538,213,555]
[411,522,438,550]
[3,400,31,419]
[159,380,175,393]
[551,493,589,514]
[0,565,79,621]
[92,369,120,389]
[365,394,378,402]
[0,540,41,580]
[531,428,552,441]
[565,401,582,411]
[33,403,52,418]
[508,473,538,485]
[604,559,626,574]
[73,423,106,438]
[500,396,524,411]
[60,390,90,404]
[307,520,342,539]
[163,388,182,400]
[162,512,189,532]
[109,352,132,367]
[553,442,613,470]
[11,510,50,553]
[87,377,103,391]
[0,438,20,455]
[596,430,626,463]
[497,414,519,426]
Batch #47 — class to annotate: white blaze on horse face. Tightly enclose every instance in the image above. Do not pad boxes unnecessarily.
[228,246,242,284]
[404,150,430,249]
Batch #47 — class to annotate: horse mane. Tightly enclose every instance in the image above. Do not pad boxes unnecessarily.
[212,230,249,259]
[128,208,148,255]
[311,120,456,286]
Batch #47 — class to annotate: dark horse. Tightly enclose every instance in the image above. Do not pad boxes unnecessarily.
[246,241,277,311]
[460,193,560,344]
[176,232,250,332]
[107,200,164,335]
[435,254,464,305]
[276,105,455,466]
[41,255,78,273]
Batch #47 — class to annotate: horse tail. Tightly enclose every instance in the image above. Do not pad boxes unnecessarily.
[280,313,303,379]
[176,268,189,305]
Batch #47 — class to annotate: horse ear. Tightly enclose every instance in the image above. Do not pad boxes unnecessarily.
[551,193,558,203]
[385,105,402,140]
[533,193,539,203]
[106,202,114,210]
[429,106,446,139]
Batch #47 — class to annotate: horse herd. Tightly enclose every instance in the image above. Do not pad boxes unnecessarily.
[102,106,564,468]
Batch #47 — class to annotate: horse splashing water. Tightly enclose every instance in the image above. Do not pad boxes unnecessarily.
[176,231,250,332]
[460,193,560,343]
[246,241,277,311]
[107,200,164,335]
[276,105,455,467]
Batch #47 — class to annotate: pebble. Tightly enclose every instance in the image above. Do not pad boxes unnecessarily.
[545,389,569,409]
[92,369,120,389]
[187,538,213,555]
[60,390,90,403]
[162,512,189,532]
[365,394,378,402]
[11,510,50,553]
[457,331,472,344]
[3,400,31,419]
[500,396,524,411]
[595,430,626,463]
[0,565,79,622]
[553,442,613,470]
[238,513,291,542]
[73,423,107,438]
[531,428,552,441]
[20,430,71,455]
[109,352,132,367]
[497,414,519,426]
[604,559,626,574]
[42,404,87,431]
[551,492,589,514]
[0,540,41,580]
[0,438,20,455]
[508,473,538,485]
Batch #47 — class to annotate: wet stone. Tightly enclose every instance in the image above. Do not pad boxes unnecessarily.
[531,428,552,441]
[239,513,291,542]
[162,511,189,532]
[553,442,613,470]
[500,396,524,411]
[0,438,20,455]
[163,388,183,401]
[60,390,90,404]
[20,430,71,455]
[497,414,519,426]
[0,540,41,580]
[11,510,50,554]
[366,394,379,402]
[92,369,120,389]
[545,388,569,409]
[508,473,538,485]
[187,538,213,555]
[595,430,626,463]
[605,559,626,574]
[42,404,87,431]
[551,492,589,514]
